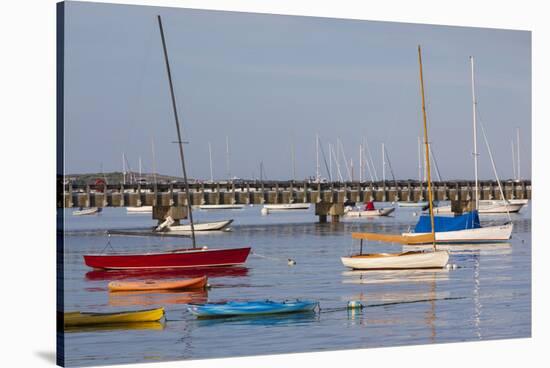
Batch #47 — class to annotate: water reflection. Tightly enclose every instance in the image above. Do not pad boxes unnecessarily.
[65,321,166,333]
[342,268,450,285]
[402,243,512,255]
[192,311,319,327]
[109,290,208,307]
[86,266,249,281]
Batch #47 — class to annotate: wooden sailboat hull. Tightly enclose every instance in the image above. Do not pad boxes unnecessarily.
[108,276,207,292]
[341,250,449,269]
[84,247,251,270]
[402,223,513,243]
[345,207,395,217]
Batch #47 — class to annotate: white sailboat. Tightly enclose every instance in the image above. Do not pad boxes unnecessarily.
[158,219,233,234]
[402,56,513,243]
[341,46,449,270]
[127,206,153,214]
[73,207,101,216]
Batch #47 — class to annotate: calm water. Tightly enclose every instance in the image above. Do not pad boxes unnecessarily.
[62,203,531,367]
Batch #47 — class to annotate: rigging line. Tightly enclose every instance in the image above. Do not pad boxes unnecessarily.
[330,144,344,182]
[318,137,331,181]
[364,135,379,181]
[383,145,398,187]
[338,139,353,181]
[361,144,375,183]
[429,144,443,182]
[476,107,512,222]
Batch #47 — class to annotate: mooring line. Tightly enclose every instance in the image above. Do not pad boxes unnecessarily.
[319,296,467,314]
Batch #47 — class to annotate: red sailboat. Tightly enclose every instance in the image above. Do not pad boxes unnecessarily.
[83,16,251,270]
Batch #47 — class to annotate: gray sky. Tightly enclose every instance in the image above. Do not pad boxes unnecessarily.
[63,1,531,180]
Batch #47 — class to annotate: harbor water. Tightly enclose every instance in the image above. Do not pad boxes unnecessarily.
[62,204,531,366]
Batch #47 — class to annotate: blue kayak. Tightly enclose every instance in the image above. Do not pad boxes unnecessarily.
[187,300,319,318]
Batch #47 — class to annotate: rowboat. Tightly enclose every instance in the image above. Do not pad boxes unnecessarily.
[199,204,245,210]
[403,222,513,243]
[263,203,311,211]
[73,207,100,216]
[64,307,164,326]
[187,300,319,318]
[160,220,233,233]
[108,275,207,292]
[83,247,251,270]
[344,207,395,217]
[397,201,428,208]
[127,206,153,214]
[341,250,449,270]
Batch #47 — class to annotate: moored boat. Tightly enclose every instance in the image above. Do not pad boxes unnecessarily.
[84,247,251,270]
[160,220,233,233]
[432,200,525,214]
[263,203,311,211]
[341,250,449,270]
[344,207,395,217]
[397,201,428,208]
[199,204,245,210]
[64,307,164,326]
[187,300,318,318]
[127,206,153,214]
[73,207,101,216]
[108,275,207,292]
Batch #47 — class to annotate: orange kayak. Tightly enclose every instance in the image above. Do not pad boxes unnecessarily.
[108,276,208,292]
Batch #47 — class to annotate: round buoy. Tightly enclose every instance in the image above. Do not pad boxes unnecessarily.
[412,212,418,217]
[261,208,269,216]
[288,258,296,266]
[202,246,208,250]
[347,300,363,309]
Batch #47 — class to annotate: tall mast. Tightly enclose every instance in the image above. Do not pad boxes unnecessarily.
[291,141,296,181]
[516,127,521,180]
[359,144,363,183]
[157,15,196,248]
[315,133,320,182]
[122,153,126,185]
[418,45,436,251]
[511,139,517,180]
[226,136,231,181]
[151,138,158,187]
[382,142,386,183]
[470,56,479,210]
[328,142,332,182]
[138,156,142,181]
[208,142,214,182]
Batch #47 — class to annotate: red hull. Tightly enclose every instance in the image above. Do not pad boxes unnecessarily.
[84,247,251,270]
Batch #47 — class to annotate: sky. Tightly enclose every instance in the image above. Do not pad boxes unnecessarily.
[63,1,531,181]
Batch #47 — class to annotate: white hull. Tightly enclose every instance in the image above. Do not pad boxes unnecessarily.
[127,206,153,214]
[397,201,428,208]
[402,222,513,243]
[73,208,99,216]
[341,250,449,269]
[162,220,233,233]
[199,204,245,210]
[263,203,311,211]
[345,207,395,217]
[433,201,524,214]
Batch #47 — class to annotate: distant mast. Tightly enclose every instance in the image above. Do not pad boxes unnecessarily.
[516,127,521,180]
[315,133,320,182]
[226,136,231,181]
[208,141,214,182]
[470,56,479,210]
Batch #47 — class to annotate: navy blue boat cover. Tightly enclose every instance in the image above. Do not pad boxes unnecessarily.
[414,210,481,233]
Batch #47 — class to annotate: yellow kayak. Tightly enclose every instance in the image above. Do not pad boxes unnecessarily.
[64,307,164,327]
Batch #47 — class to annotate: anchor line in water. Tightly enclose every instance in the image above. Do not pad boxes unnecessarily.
[319,296,467,314]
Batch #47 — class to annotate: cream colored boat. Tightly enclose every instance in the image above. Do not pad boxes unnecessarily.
[341,250,449,270]
[344,207,395,217]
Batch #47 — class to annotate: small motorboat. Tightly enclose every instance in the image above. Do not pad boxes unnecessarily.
[397,201,428,208]
[345,207,395,217]
[157,220,233,233]
[263,203,311,211]
[64,307,164,327]
[187,300,319,319]
[73,207,101,216]
[108,276,208,292]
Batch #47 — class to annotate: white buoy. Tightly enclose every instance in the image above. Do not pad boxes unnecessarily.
[288,258,296,266]
[347,300,363,309]
[202,246,208,250]
[261,207,269,216]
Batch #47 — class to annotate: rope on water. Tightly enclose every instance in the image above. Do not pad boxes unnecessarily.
[319,296,467,314]
[251,250,296,266]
